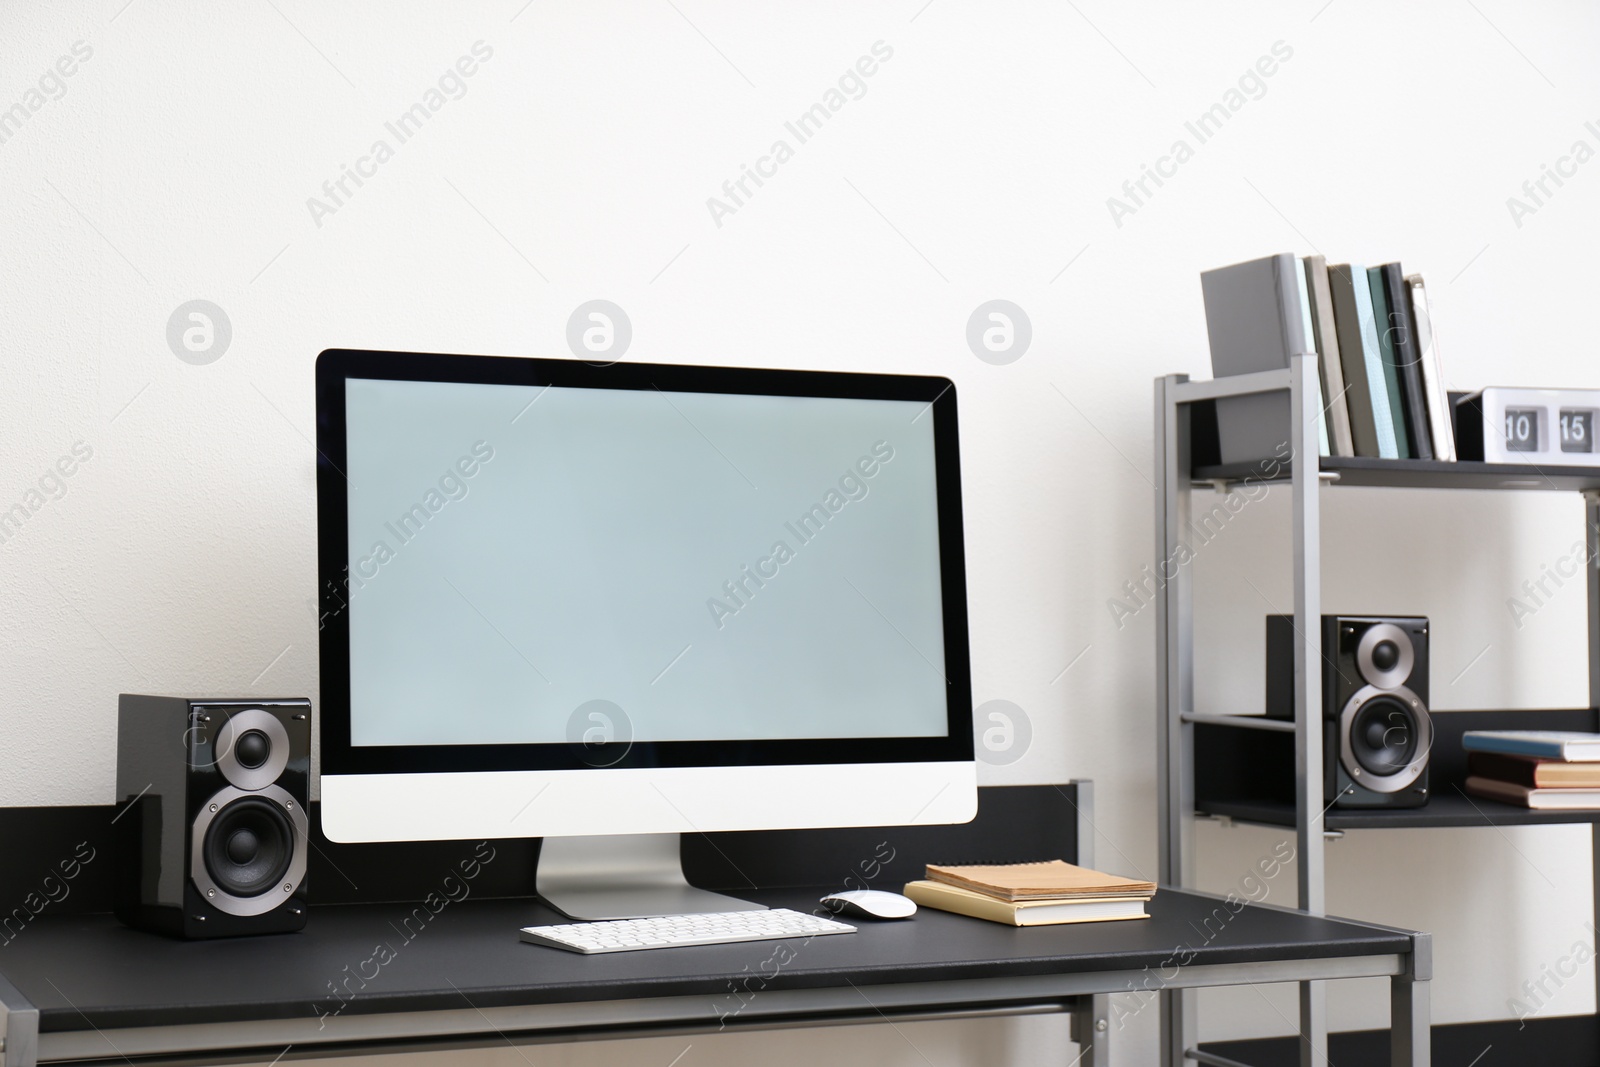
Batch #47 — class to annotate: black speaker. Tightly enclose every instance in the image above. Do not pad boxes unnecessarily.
[115,695,310,938]
[1266,615,1431,808]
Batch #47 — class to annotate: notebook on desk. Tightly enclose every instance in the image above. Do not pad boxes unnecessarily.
[924,860,1155,902]
[903,880,1149,926]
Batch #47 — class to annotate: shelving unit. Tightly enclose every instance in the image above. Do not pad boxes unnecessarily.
[1155,356,1600,1067]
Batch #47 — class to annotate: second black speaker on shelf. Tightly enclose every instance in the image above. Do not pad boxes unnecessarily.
[1265,615,1432,808]
[115,695,311,938]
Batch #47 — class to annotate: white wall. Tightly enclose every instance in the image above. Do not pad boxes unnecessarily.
[4,1,1600,1062]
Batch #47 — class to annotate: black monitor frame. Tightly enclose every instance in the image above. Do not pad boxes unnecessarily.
[315,349,974,776]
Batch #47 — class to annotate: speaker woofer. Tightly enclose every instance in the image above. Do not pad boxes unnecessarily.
[203,797,292,896]
[190,784,307,916]
[1349,694,1419,776]
[1338,684,1431,793]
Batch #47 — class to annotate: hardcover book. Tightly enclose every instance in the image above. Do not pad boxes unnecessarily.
[1465,776,1600,810]
[1468,752,1600,788]
[1305,255,1355,457]
[1378,262,1433,460]
[1405,273,1457,461]
[1462,730,1600,761]
[1331,264,1400,458]
[1367,267,1412,458]
[1326,263,1384,457]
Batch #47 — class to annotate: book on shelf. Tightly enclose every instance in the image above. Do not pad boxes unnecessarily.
[1366,267,1414,458]
[1201,253,1456,465]
[1468,751,1600,789]
[1304,255,1355,457]
[903,879,1150,926]
[1294,260,1332,457]
[1326,263,1383,457]
[1377,262,1433,460]
[1406,273,1456,461]
[923,859,1156,901]
[1462,730,1600,761]
[1465,775,1600,810]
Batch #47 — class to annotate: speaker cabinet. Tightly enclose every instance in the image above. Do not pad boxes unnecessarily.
[1266,615,1431,809]
[115,695,310,938]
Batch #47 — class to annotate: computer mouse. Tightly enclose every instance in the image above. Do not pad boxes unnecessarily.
[818,889,917,920]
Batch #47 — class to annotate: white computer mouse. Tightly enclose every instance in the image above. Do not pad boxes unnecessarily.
[819,889,918,920]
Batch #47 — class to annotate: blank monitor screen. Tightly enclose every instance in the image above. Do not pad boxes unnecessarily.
[340,376,948,748]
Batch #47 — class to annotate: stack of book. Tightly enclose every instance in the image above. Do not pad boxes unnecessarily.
[903,860,1155,927]
[1202,253,1454,464]
[1463,730,1600,809]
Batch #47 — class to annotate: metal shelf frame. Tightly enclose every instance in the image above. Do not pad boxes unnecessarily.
[1154,355,1600,1067]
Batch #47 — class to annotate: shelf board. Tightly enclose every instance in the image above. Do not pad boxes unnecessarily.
[1200,790,1600,831]
[1202,1014,1599,1067]
[1191,455,1600,493]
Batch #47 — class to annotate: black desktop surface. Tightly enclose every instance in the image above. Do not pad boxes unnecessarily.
[1,888,1410,1033]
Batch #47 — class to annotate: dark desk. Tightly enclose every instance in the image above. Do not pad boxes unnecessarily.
[0,783,1429,1065]
[0,886,1427,1067]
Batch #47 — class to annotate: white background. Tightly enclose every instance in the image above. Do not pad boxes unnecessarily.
[3,1,1599,1063]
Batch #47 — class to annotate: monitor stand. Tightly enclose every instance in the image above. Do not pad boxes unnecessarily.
[535,833,767,921]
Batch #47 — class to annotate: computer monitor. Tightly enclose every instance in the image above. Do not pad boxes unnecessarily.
[315,350,976,919]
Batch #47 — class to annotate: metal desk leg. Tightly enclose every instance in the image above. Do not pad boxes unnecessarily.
[1070,993,1108,1066]
[1298,980,1326,1067]
[1068,784,1107,1067]
[1391,932,1432,1067]
[1391,976,1430,1067]
[1160,988,1195,1067]
[0,973,40,1067]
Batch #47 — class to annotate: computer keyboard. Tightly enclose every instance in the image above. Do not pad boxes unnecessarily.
[519,908,856,954]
